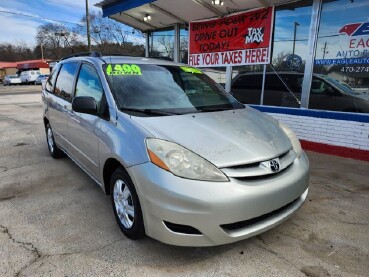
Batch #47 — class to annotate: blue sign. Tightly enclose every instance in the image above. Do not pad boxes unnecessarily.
[286,54,302,70]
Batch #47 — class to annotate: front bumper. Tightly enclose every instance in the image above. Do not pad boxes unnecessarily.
[128,152,310,246]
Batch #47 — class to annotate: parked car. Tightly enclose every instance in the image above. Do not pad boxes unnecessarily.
[3,75,21,86]
[20,70,41,84]
[42,52,309,246]
[35,74,49,85]
[231,72,369,113]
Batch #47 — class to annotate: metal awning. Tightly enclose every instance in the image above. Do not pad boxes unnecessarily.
[95,0,297,32]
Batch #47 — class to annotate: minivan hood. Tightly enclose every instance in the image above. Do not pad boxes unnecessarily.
[131,107,292,168]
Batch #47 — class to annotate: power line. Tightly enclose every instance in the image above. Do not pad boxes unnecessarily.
[42,0,85,9]
[0,10,84,25]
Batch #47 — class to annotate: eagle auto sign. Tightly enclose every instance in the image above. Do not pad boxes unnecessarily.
[189,7,274,67]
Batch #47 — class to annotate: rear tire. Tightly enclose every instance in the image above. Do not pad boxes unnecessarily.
[45,123,65,158]
[110,167,145,240]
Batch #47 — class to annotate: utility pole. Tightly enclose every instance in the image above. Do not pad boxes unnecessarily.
[37,36,44,60]
[292,21,300,56]
[85,0,91,51]
[40,42,44,61]
[322,41,328,59]
[321,41,328,73]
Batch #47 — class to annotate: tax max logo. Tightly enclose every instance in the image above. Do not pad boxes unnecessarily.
[245,27,264,44]
[339,22,369,37]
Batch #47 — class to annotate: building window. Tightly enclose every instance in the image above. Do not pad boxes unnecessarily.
[230,1,313,107]
[149,29,174,60]
[312,0,369,113]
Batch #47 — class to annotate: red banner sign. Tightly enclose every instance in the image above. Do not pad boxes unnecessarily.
[189,7,274,67]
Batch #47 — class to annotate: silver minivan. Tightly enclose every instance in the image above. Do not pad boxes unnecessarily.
[42,52,309,246]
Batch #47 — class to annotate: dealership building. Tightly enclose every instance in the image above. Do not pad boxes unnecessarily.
[96,0,369,160]
[0,59,50,82]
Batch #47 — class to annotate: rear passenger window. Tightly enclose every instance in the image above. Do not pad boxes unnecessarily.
[232,75,263,90]
[265,75,286,91]
[54,62,79,102]
[75,63,103,107]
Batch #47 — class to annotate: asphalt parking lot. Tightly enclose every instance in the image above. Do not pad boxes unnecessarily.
[0,85,368,277]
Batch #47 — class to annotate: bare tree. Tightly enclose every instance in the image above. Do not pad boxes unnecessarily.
[75,11,144,54]
[155,36,174,59]
[0,42,35,61]
[36,23,84,59]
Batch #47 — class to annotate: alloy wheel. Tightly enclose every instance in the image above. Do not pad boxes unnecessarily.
[47,127,54,153]
[113,179,135,229]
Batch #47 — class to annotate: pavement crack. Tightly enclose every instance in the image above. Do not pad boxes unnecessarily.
[3,160,50,172]
[255,235,308,276]
[0,224,42,277]
[336,219,369,226]
[323,183,367,195]
[0,195,16,202]
[52,239,125,257]
[0,114,28,125]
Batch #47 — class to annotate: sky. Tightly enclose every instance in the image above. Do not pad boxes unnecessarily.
[1,0,368,60]
[0,0,143,46]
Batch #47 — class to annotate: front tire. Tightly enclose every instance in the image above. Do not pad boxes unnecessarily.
[45,123,65,158]
[110,167,145,240]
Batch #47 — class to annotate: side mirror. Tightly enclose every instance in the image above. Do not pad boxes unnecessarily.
[72,96,97,115]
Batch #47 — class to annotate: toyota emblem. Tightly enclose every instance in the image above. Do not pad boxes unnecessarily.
[269,160,280,172]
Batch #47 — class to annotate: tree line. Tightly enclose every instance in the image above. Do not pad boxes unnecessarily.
[0,11,145,62]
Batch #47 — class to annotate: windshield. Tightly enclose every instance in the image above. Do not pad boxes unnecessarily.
[103,64,244,115]
[321,75,357,95]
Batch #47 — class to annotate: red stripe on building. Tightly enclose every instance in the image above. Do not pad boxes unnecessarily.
[0,62,17,69]
[301,140,369,162]
[16,59,50,69]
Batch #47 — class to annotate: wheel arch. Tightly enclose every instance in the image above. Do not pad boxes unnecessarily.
[103,158,124,195]
[43,117,49,129]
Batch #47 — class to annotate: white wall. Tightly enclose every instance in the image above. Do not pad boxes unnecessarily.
[267,112,369,151]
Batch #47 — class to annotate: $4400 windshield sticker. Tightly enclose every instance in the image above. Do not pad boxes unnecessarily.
[106,64,142,75]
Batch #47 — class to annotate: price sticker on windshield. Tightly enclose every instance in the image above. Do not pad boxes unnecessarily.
[180,66,203,74]
[106,64,142,76]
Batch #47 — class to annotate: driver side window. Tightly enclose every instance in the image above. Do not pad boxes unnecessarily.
[311,78,333,95]
[75,63,104,108]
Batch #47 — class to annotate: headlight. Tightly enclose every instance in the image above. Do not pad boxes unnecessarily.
[279,122,302,157]
[146,138,229,182]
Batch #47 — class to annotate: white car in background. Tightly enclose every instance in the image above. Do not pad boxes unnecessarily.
[20,70,41,84]
[3,75,21,86]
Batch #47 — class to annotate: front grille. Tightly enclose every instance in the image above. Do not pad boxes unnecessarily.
[220,196,300,231]
[221,149,296,179]
[163,221,202,235]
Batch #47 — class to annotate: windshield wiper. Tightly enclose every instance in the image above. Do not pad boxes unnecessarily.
[197,104,245,112]
[120,108,177,116]
[197,107,235,112]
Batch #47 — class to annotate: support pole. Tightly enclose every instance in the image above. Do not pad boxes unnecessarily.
[145,32,150,58]
[225,66,232,93]
[300,0,322,108]
[260,64,267,105]
[174,24,180,63]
